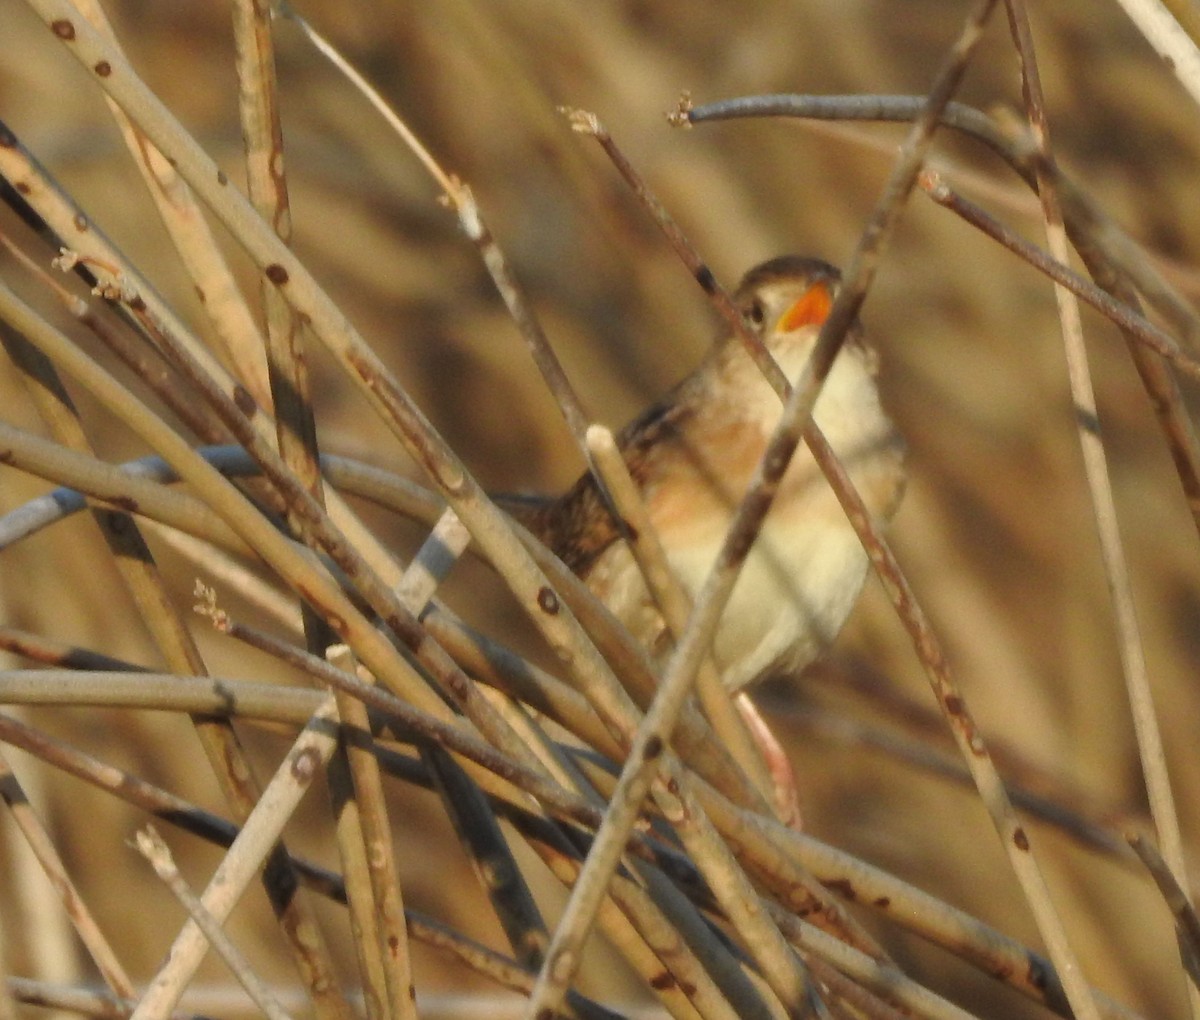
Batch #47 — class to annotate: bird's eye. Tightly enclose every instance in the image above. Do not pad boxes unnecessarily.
[744,300,765,327]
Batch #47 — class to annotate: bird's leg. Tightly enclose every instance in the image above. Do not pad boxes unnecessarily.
[735,692,802,830]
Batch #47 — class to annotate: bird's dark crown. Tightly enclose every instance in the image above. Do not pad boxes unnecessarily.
[733,255,841,301]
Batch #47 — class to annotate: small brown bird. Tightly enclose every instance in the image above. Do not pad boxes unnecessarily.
[521,255,906,700]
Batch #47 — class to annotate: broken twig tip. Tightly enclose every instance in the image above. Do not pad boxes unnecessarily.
[917,168,948,200]
[667,91,694,128]
[557,106,603,136]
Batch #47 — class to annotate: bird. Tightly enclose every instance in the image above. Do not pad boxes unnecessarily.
[511,255,905,820]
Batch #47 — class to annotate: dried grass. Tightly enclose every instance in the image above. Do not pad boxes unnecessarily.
[1,1,1199,1018]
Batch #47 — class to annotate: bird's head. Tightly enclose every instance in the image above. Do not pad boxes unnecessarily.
[732,255,840,350]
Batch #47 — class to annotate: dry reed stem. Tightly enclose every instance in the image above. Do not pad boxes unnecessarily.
[1155,0,1200,49]
[0,717,610,1019]
[0,936,15,1020]
[130,694,342,1020]
[1129,833,1200,991]
[0,627,151,672]
[1110,0,1200,105]
[0,745,135,998]
[325,700,394,1020]
[423,744,552,971]
[1005,2,1187,1013]
[327,645,416,1020]
[395,508,470,612]
[228,0,324,548]
[133,827,296,1020]
[764,907,975,1020]
[511,825,747,1020]
[3,206,347,1020]
[393,520,550,977]
[5,979,145,1020]
[0,425,1146,1015]
[0,231,240,446]
[70,0,272,409]
[917,173,1200,378]
[790,699,1139,863]
[0,423,250,550]
[230,0,329,622]
[0,668,1143,1018]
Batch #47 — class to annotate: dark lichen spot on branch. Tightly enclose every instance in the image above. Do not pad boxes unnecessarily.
[232,384,258,417]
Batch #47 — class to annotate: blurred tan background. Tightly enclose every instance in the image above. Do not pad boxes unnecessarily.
[2,0,1200,1015]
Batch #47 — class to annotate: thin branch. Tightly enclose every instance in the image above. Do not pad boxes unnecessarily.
[0,747,135,998]
[1005,4,1183,1015]
[130,695,343,1020]
[919,168,1200,541]
[918,172,1200,378]
[1109,0,1200,106]
[327,645,417,1020]
[1128,832,1200,991]
[133,827,296,1020]
[679,93,1200,347]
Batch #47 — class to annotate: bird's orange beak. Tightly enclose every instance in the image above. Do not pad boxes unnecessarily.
[775,280,832,333]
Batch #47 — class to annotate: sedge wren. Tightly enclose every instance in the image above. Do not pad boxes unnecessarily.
[523,255,905,696]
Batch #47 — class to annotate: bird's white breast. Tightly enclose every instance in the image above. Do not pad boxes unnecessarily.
[587,344,903,690]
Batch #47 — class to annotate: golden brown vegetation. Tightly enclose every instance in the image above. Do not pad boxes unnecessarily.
[0,1,1199,1018]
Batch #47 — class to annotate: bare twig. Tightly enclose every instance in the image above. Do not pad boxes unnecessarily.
[679,93,1200,347]
[918,172,1200,378]
[0,746,135,998]
[130,695,343,1020]
[1128,832,1200,991]
[1005,3,1183,1014]
[133,827,296,1020]
[327,644,417,1020]
[1109,0,1200,106]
